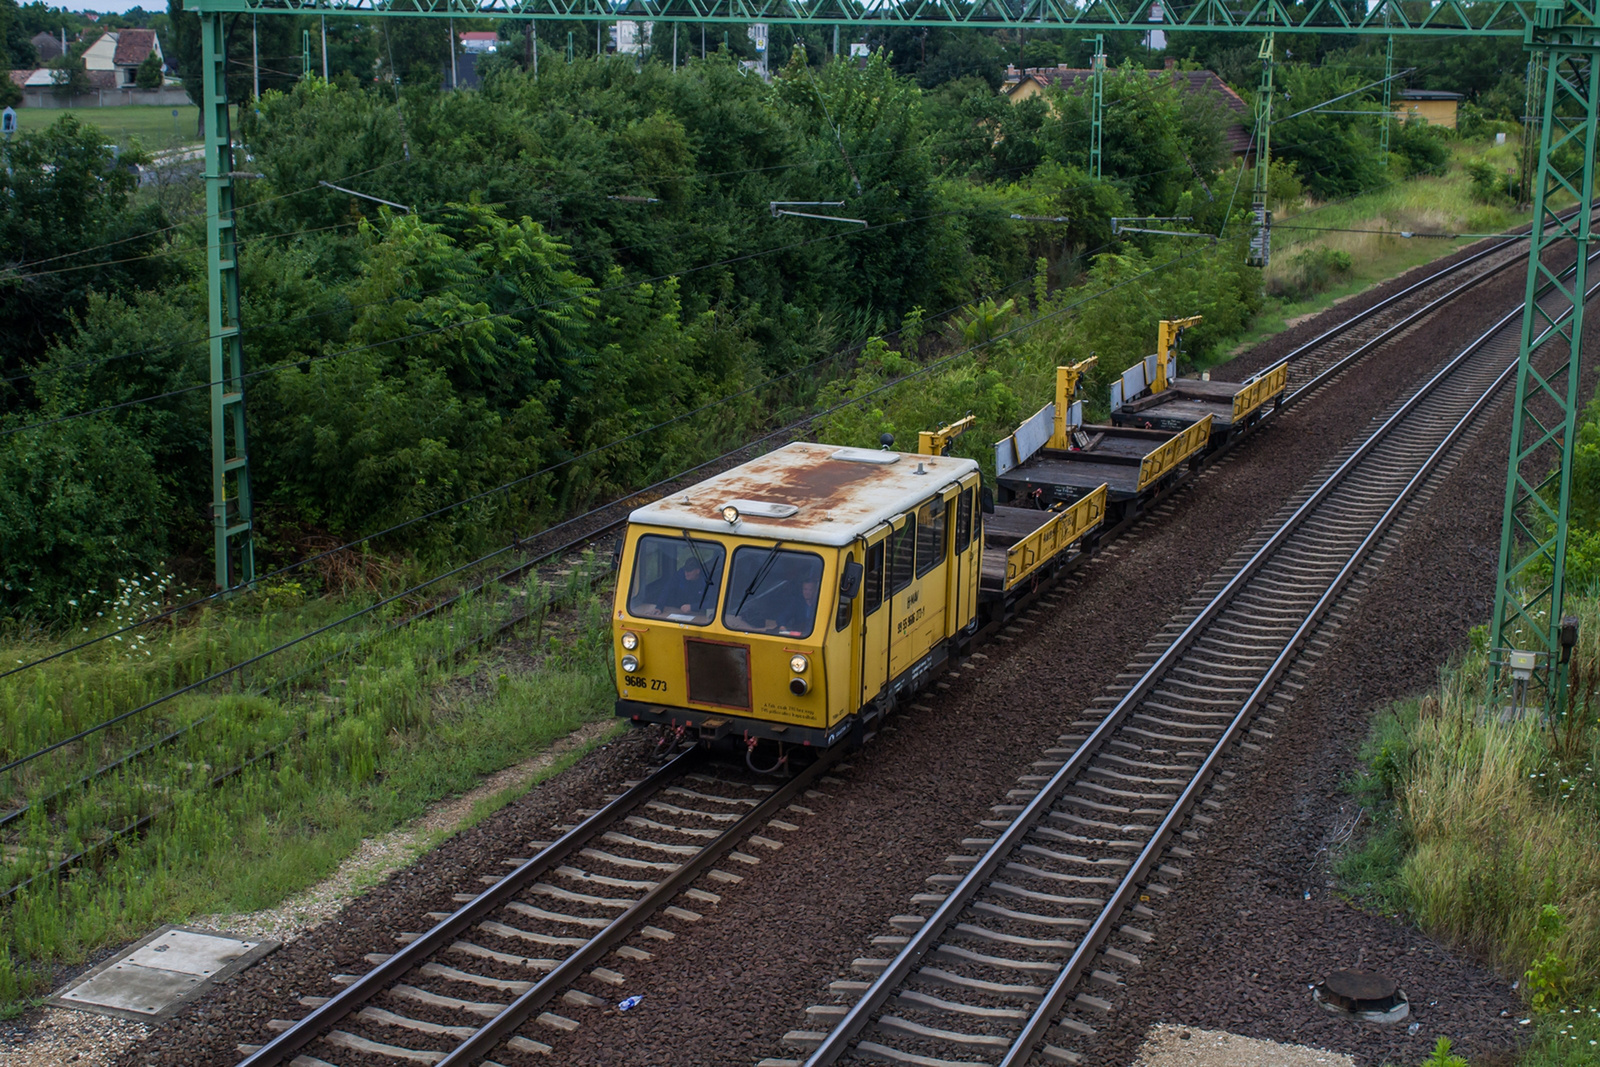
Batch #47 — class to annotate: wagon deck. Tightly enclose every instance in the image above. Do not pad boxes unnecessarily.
[979,487,1107,592]
[996,421,1212,505]
[1112,364,1288,434]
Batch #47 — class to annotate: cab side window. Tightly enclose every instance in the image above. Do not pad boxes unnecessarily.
[864,542,885,616]
[915,498,946,577]
[835,552,855,631]
[955,488,974,553]
[888,516,917,595]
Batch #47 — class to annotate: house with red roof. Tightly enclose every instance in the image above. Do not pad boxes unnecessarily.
[81,28,163,87]
[1002,58,1254,157]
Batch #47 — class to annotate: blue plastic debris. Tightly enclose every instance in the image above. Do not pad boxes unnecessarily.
[619,995,643,1011]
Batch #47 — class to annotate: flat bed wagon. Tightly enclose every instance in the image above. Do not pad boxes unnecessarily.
[1107,316,1287,439]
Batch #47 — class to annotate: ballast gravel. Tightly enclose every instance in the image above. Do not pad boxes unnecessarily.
[1131,1024,1355,1067]
[97,238,1566,1067]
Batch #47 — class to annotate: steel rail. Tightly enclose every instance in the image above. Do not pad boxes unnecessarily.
[436,745,845,1066]
[233,745,705,1067]
[803,244,1600,1067]
[998,269,1600,1067]
[238,743,844,1067]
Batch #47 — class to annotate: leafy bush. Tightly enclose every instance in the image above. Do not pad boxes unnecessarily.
[1266,246,1353,302]
[0,418,171,624]
[1391,120,1450,178]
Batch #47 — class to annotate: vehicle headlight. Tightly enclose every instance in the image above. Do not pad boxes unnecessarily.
[789,654,809,674]
[621,654,640,673]
[621,631,639,650]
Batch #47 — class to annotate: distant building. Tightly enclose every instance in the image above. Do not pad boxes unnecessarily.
[81,28,163,87]
[458,31,498,54]
[1398,89,1463,130]
[1002,58,1254,157]
[30,31,64,62]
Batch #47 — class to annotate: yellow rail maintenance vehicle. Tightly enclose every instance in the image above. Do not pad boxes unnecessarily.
[613,441,983,759]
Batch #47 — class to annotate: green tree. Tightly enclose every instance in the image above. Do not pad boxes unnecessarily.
[0,416,172,623]
[47,52,88,95]
[0,116,167,377]
[134,48,161,88]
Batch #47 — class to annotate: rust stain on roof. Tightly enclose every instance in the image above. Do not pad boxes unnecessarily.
[630,442,979,547]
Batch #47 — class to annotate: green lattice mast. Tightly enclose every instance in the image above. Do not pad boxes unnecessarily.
[202,12,255,591]
[1490,8,1600,714]
[1248,33,1274,267]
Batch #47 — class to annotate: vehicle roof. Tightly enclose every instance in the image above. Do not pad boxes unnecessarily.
[628,442,979,547]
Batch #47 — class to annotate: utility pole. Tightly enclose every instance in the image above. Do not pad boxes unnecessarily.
[532,30,538,78]
[1522,51,1545,205]
[672,23,677,69]
[201,11,255,592]
[567,30,573,62]
[449,17,457,88]
[1085,33,1104,180]
[1248,32,1274,267]
[252,15,259,99]
[833,24,839,59]
[1378,32,1393,165]
[1490,16,1600,718]
[321,15,328,80]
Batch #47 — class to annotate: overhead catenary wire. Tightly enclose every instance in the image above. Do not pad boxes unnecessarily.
[0,236,1209,787]
[0,250,1077,685]
[0,184,1084,439]
[4,68,1321,397]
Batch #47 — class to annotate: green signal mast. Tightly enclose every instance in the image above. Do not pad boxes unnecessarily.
[1087,33,1104,180]
[1379,32,1394,164]
[187,0,1600,718]
[1249,32,1274,268]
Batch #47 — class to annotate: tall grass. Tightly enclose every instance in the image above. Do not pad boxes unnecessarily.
[1343,594,1600,1064]
[1227,140,1530,356]
[0,559,615,1013]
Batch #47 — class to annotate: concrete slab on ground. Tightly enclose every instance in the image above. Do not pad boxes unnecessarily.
[47,925,278,1024]
[1132,1023,1355,1067]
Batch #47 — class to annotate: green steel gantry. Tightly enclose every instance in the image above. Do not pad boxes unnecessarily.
[187,0,1600,715]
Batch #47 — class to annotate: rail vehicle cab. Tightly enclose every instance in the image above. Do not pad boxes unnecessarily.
[612,442,983,754]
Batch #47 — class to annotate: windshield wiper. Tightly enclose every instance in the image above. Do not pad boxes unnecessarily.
[680,530,716,608]
[733,541,785,618]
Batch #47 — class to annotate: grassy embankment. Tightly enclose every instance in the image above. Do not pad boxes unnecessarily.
[1341,592,1600,1066]
[1223,138,1530,358]
[12,103,204,153]
[0,565,618,1014]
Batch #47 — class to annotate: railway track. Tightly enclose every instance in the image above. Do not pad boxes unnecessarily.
[779,253,1599,1067]
[199,226,1570,1067]
[235,746,846,1066]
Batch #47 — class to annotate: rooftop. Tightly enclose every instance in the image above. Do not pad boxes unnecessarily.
[628,442,978,547]
[1003,62,1253,154]
[111,28,159,66]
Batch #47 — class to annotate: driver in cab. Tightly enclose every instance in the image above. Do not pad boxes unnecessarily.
[726,557,820,637]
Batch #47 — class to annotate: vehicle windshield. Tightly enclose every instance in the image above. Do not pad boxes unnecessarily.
[723,546,825,638]
[627,534,725,624]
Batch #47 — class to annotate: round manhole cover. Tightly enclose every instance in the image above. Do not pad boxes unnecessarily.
[1314,969,1409,1022]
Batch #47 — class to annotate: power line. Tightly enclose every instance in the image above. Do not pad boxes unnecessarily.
[0,189,1074,439]
[0,235,1207,784]
[0,258,1066,684]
